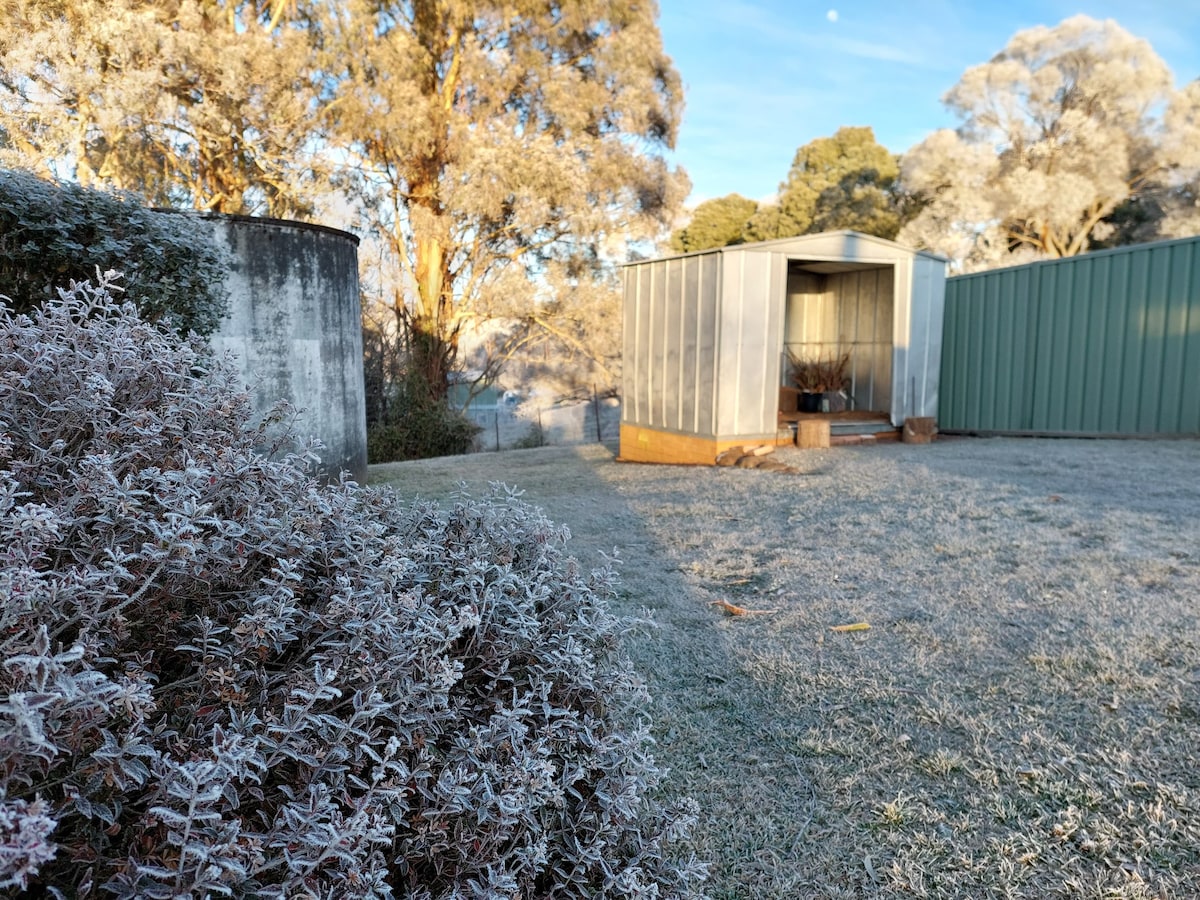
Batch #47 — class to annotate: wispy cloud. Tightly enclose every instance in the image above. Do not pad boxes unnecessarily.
[818,35,931,66]
[701,0,945,70]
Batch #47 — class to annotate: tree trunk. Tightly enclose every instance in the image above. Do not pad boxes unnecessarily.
[403,311,457,403]
[404,231,458,403]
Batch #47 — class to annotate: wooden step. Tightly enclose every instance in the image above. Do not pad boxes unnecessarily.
[830,419,896,436]
[830,429,901,446]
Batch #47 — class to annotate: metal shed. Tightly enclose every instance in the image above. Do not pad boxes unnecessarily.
[620,231,948,464]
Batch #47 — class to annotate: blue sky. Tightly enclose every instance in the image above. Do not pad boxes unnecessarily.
[657,1,1200,206]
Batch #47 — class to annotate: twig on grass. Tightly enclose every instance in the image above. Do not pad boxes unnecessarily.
[710,598,777,616]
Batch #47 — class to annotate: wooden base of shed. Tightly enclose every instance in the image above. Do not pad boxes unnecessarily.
[618,424,789,465]
[620,416,905,465]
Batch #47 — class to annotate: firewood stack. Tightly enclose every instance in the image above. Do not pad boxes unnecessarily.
[713,445,799,473]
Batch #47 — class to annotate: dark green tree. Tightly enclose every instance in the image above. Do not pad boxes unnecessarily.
[669,193,758,252]
[747,126,907,241]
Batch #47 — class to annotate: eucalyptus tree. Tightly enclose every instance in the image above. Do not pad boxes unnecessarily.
[0,0,324,216]
[0,0,687,403]
[898,15,1200,270]
[323,0,686,399]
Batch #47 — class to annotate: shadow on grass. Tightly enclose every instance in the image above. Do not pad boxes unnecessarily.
[368,443,821,899]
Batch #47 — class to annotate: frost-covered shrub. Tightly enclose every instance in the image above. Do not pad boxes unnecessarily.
[0,169,227,336]
[0,279,706,898]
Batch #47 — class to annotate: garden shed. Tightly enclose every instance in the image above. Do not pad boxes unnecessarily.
[620,231,948,464]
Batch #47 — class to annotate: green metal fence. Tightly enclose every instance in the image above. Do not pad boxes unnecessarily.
[940,235,1200,436]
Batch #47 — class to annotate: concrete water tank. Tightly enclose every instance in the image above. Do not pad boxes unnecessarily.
[201,214,368,482]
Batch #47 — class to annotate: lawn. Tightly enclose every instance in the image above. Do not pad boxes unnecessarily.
[369,437,1200,899]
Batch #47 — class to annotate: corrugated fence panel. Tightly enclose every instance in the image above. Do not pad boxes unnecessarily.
[1156,245,1183,427]
[696,254,721,436]
[680,255,700,434]
[1076,255,1106,430]
[1100,250,1132,432]
[939,269,964,426]
[1174,242,1200,432]
[662,257,683,430]
[942,234,1200,435]
[1123,250,1148,431]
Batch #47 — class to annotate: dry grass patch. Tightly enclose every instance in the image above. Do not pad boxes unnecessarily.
[369,438,1200,899]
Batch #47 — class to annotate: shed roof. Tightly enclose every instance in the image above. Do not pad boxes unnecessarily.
[625,229,949,267]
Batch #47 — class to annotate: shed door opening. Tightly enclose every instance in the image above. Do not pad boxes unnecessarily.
[783,259,894,413]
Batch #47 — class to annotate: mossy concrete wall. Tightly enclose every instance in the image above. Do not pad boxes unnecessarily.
[204,215,368,482]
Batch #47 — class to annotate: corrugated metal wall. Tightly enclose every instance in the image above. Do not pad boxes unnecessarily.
[941,235,1200,435]
[623,248,783,440]
[783,266,894,412]
[623,252,722,437]
[901,254,947,423]
[714,250,785,437]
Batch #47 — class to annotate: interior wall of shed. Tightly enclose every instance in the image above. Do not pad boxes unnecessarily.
[783,262,894,412]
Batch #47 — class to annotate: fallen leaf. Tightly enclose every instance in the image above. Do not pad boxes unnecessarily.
[829,622,870,632]
[710,599,776,616]
[711,599,749,616]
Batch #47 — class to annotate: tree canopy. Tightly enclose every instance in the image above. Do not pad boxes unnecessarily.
[746,126,906,242]
[0,0,323,217]
[668,193,758,253]
[322,0,686,398]
[0,0,686,402]
[898,15,1200,270]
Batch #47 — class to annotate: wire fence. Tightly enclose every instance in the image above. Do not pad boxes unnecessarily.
[465,396,622,452]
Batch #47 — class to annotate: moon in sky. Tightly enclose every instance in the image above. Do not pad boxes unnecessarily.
[826,9,838,22]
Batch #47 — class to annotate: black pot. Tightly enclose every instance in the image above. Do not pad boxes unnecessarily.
[799,391,822,413]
